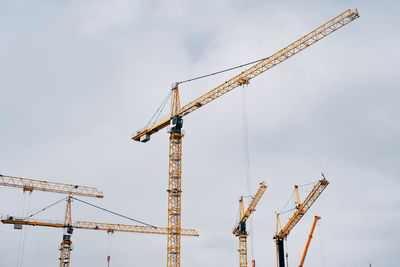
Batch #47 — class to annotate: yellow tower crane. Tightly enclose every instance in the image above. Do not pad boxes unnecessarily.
[1,217,199,237]
[299,215,321,267]
[2,198,199,266]
[0,174,103,267]
[2,216,198,266]
[232,181,267,267]
[274,175,329,267]
[131,9,358,267]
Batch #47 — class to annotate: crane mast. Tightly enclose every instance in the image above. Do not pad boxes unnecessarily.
[60,196,73,267]
[166,84,184,267]
[131,9,359,267]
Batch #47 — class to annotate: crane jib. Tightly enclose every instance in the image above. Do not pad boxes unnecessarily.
[132,9,359,143]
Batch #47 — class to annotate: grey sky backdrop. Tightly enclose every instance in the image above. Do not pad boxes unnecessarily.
[1,0,399,266]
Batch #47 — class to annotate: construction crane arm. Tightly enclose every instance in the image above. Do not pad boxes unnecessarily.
[1,217,198,237]
[0,174,104,198]
[73,221,199,236]
[177,9,358,118]
[233,181,267,235]
[1,217,64,228]
[132,9,359,142]
[275,177,328,239]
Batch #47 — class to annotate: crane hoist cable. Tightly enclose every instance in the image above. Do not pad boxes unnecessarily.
[107,232,113,267]
[17,191,31,267]
[241,84,256,262]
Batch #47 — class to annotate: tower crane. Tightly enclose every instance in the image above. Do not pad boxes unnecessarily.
[299,215,321,267]
[0,174,103,266]
[1,217,199,236]
[2,194,199,266]
[274,175,329,267]
[131,9,358,267]
[232,181,267,267]
[2,213,199,266]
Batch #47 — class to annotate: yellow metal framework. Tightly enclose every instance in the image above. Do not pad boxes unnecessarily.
[239,234,248,267]
[1,218,199,237]
[275,177,328,239]
[233,182,267,267]
[131,9,358,267]
[1,174,103,267]
[59,196,73,267]
[0,174,103,198]
[274,175,328,267]
[166,85,184,267]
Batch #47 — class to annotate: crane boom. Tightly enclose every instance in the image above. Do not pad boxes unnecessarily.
[132,8,359,142]
[299,216,321,267]
[275,177,328,239]
[0,174,103,198]
[1,217,199,237]
[233,181,267,235]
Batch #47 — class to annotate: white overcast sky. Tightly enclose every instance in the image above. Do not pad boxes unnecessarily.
[1,1,399,267]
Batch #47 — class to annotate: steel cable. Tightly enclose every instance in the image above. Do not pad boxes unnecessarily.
[71,197,156,228]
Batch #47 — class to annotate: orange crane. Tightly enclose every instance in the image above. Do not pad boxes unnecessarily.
[232,181,267,267]
[131,9,359,267]
[0,174,103,266]
[274,175,329,267]
[299,215,321,267]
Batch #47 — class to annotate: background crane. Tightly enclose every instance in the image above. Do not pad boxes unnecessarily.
[1,217,199,236]
[131,9,359,267]
[299,216,321,267]
[274,175,329,267]
[0,174,103,266]
[0,174,104,198]
[1,215,199,266]
[2,197,199,266]
[232,181,267,267]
